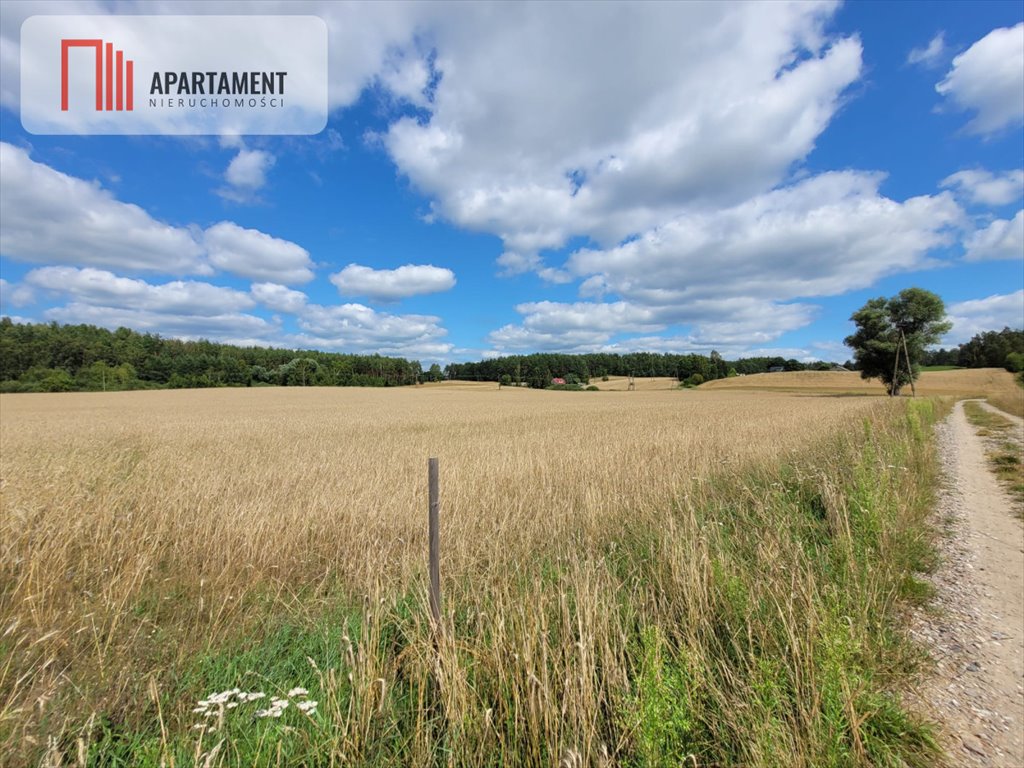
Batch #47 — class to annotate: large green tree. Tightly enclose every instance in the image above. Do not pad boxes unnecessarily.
[844,288,952,396]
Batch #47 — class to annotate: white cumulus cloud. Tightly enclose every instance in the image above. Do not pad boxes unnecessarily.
[383,2,863,267]
[907,32,946,67]
[941,169,1024,207]
[0,142,207,274]
[329,263,456,301]
[946,290,1024,344]
[1,143,321,291]
[204,222,315,284]
[936,23,1024,136]
[963,210,1024,261]
[488,298,817,354]
[0,278,34,310]
[484,171,962,355]
[566,172,962,304]
[225,149,275,189]
[251,282,308,314]
[295,301,451,358]
[24,267,255,315]
[219,147,276,202]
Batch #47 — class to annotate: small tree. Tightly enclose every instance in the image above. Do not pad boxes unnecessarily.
[844,288,951,396]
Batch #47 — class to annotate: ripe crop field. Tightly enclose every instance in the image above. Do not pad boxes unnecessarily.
[587,376,680,391]
[704,368,1023,416]
[2,386,946,766]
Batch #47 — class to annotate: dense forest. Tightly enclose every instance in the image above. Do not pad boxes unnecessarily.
[0,318,1021,393]
[0,318,430,392]
[921,327,1024,371]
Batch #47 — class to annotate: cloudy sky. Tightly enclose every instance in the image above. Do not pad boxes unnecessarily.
[1,1,1022,364]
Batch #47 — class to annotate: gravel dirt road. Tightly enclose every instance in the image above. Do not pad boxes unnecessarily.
[909,400,1024,766]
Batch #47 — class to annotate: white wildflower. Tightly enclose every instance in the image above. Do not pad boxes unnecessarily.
[287,687,308,698]
[296,700,318,713]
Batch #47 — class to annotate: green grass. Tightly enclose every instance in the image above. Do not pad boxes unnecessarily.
[918,366,963,372]
[963,400,1011,434]
[988,448,1024,518]
[963,401,1024,517]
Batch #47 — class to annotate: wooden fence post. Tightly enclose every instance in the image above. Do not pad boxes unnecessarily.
[428,457,441,631]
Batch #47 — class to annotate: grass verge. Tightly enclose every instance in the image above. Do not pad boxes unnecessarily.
[963,401,1024,517]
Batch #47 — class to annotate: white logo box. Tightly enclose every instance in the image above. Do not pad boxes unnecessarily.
[21,15,328,135]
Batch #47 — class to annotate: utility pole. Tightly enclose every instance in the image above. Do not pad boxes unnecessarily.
[891,336,901,397]
[901,329,916,398]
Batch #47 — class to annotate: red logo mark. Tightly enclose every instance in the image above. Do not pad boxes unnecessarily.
[61,39,133,111]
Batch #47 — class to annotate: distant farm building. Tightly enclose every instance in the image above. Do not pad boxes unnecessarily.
[768,366,785,373]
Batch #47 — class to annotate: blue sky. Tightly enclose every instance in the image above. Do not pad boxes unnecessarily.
[0,0,1022,365]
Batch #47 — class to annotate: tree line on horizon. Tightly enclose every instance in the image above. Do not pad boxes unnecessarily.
[0,316,1020,394]
[920,327,1024,371]
[0,318,428,393]
[444,350,823,388]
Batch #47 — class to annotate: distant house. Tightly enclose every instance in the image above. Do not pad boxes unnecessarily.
[551,377,566,385]
[768,366,785,373]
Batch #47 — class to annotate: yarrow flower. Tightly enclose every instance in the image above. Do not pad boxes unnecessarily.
[191,684,317,726]
[296,700,318,715]
[256,697,290,718]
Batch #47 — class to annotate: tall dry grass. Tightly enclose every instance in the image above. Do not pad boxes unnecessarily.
[1,387,942,765]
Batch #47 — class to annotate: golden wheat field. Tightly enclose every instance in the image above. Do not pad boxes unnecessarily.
[704,368,1022,406]
[0,382,972,764]
[1,385,879,609]
[586,376,680,391]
